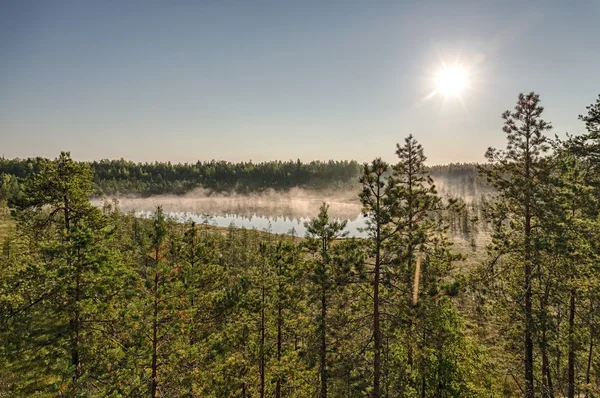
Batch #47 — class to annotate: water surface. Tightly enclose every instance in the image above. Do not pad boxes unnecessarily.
[95,192,367,237]
[136,210,369,237]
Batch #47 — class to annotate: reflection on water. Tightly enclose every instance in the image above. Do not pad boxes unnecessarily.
[95,193,367,237]
[93,178,487,238]
[136,210,368,237]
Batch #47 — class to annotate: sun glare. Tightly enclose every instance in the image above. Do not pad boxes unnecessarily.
[435,65,468,96]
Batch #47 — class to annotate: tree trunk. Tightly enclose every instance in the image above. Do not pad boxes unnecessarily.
[152,262,159,398]
[541,329,554,398]
[73,249,82,383]
[347,372,351,398]
[276,292,282,398]
[407,165,415,373]
[568,289,576,398]
[385,336,390,398]
[420,270,427,398]
[64,194,82,386]
[320,236,328,398]
[524,227,534,398]
[320,276,328,398]
[524,129,535,398]
[186,239,196,398]
[585,299,594,398]
[260,284,266,398]
[555,304,563,394]
[585,325,593,397]
[407,271,414,371]
[373,189,382,398]
[540,283,554,398]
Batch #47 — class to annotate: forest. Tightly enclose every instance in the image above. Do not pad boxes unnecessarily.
[0,92,599,397]
[0,158,364,198]
[0,155,485,201]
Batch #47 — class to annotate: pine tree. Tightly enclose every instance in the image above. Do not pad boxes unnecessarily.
[304,204,348,398]
[391,135,442,381]
[0,152,127,395]
[558,94,600,397]
[149,206,169,397]
[359,158,393,398]
[383,135,471,396]
[479,92,553,398]
[177,220,217,396]
[125,206,186,397]
[270,240,301,398]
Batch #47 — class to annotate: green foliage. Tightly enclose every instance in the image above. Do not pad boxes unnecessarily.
[475,92,600,397]
[1,93,600,397]
[0,152,130,396]
[0,157,364,197]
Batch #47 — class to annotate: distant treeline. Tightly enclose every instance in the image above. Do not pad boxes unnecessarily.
[0,157,486,200]
[0,158,362,198]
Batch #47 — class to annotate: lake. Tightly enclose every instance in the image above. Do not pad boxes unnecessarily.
[136,210,370,237]
[93,190,368,237]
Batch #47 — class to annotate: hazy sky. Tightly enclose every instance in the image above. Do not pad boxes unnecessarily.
[1,1,599,164]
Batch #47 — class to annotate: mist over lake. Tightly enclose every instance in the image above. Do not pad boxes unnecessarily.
[92,187,366,236]
[91,177,490,238]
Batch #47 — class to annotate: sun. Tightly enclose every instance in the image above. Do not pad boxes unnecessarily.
[435,65,468,96]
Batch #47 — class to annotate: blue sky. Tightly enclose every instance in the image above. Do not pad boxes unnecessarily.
[1,1,599,164]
